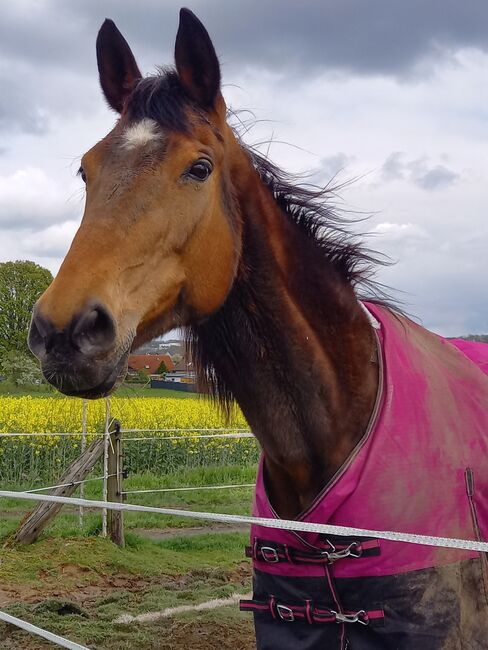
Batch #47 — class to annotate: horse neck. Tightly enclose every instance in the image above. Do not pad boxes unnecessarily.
[192,147,378,518]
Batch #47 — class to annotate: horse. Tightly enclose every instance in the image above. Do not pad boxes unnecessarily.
[28,9,488,649]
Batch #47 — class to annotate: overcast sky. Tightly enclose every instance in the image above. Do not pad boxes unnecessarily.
[1,1,487,335]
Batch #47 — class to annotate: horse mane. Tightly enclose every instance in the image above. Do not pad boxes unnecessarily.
[244,144,393,303]
[126,71,398,410]
[190,145,398,410]
[127,70,393,303]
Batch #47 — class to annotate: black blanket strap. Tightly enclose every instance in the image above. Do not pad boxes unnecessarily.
[240,596,385,627]
[246,537,380,565]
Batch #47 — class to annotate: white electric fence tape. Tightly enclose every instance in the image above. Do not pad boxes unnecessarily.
[1,490,488,554]
[0,610,90,650]
[27,473,117,494]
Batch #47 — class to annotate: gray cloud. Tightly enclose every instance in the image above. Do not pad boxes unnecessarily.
[381,152,405,182]
[0,74,50,135]
[0,1,486,337]
[381,153,459,191]
[1,2,487,140]
[413,165,459,191]
[2,1,488,80]
[319,153,354,181]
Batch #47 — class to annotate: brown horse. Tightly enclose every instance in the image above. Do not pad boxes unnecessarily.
[28,10,488,649]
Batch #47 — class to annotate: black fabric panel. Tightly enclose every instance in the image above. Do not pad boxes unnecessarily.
[251,557,488,649]
[253,568,344,649]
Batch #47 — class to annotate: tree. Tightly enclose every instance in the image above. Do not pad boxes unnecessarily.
[0,350,45,386]
[156,360,169,375]
[135,369,149,383]
[464,334,488,343]
[0,261,53,355]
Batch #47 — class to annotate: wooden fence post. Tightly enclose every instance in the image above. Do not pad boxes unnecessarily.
[14,436,104,545]
[107,421,124,547]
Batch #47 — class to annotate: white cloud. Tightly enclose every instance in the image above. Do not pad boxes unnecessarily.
[373,222,429,241]
[22,220,79,258]
[0,167,81,229]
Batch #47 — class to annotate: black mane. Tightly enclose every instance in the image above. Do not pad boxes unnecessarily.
[127,71,396,411]
[245,145,392,301]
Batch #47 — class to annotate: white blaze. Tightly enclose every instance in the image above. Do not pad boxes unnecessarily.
[121,118,161,150]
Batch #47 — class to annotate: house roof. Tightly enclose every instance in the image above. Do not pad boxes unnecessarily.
[128,354,174,374]
[172,357,194,372]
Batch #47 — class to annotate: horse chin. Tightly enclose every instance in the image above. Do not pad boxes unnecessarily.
[46,352,130,400]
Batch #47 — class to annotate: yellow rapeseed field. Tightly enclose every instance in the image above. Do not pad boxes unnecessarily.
[0,396,256,485]
[0,395,248,434]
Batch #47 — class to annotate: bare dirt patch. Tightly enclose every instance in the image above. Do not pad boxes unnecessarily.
[154,618,256,650]
[0,562,252,608]
[0,573,154,608]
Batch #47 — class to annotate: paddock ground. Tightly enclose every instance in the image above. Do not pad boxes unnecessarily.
[0,467,257,649]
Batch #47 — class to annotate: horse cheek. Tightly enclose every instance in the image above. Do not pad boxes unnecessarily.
[183,212,236,317]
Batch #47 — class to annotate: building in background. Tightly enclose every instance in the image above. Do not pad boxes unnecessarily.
[127,354,174,377]
[150,356,198,392]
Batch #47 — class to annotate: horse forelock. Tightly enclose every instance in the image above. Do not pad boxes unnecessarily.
[125,70,190,133]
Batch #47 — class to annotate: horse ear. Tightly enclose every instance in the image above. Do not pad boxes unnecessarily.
[96,19,142,114]
[175,8,221,108]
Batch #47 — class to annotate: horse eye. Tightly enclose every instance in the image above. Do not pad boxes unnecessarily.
[78,167,87,184]
[186,160,212,182]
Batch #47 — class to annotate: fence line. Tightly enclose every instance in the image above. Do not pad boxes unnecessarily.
[123,432,255,442]
[0,428,252,439]
[27,473,117,494]
[0,610,90,650]
[0,413,257,646]
[120,427,251,433]
[3,490,488,554]
[101,399,111,538]
[122,482,255,496]
[0,431,105,438]
[79,399,88,528]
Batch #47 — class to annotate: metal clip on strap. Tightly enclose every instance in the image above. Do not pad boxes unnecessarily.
[324,541,361,562]
[332,610,368,625]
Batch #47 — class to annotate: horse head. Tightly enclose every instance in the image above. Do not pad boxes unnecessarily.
[29,9,243,398]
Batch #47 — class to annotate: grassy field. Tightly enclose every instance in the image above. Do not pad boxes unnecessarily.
[0,466,258,649]
[0,381,197,399]
[0,386,258,649]
[0,465,257,538]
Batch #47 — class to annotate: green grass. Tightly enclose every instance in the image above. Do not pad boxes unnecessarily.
[0,380,197,399]
[0,380,55,397]
[1,463,256,514]
[0,465,257,649]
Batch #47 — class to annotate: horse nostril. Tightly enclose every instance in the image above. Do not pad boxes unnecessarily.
[70,304,116,355]
[28,310,53,359]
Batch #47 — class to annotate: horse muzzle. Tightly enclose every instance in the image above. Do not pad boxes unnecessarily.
[28,302,130,399]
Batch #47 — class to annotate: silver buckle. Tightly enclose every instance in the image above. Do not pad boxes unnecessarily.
[276,604,295,622]
[260,546,280,563]
[332,610,368,625]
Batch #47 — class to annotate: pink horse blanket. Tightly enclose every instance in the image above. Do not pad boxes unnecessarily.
[241,304,488,649]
